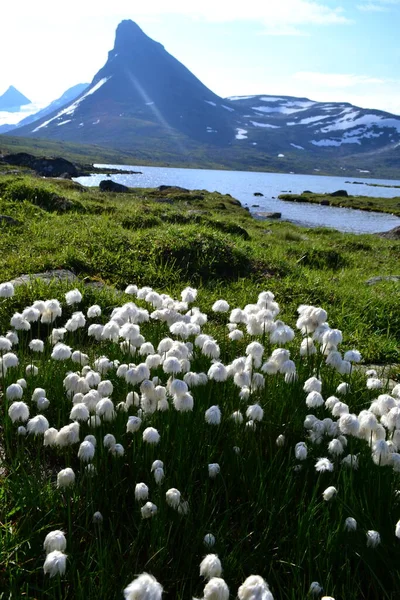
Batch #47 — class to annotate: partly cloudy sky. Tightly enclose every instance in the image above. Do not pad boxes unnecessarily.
[1,0,400,116]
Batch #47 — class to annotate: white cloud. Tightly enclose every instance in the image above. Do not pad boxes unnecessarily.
[357,0,400,9]
[11,0,351,29]
[294,72,386,87]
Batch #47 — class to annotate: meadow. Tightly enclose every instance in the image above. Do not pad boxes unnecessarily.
[0,172,399,599]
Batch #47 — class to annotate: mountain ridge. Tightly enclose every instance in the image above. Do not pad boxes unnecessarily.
[0,85,31,112]
[9,20,400,176]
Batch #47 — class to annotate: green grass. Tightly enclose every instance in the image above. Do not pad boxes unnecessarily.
[0,279,399,600]
[0,174,398,364]
[279,192,400,217]
[0,172,400,599]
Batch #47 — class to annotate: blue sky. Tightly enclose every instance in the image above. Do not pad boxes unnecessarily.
[1,0,400,115]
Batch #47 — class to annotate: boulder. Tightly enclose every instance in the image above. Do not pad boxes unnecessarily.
[330,189,349,197]
[378,226,400,240]
[254,211,281,220]
[320,199,330,206]
[366,275,400,285]
[99,179,130,193]
[158,185,189,192]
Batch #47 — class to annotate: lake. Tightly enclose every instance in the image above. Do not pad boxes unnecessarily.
[75,165,400,234]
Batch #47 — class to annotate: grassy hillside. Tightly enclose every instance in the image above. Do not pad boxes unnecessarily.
[1,172,400,600]
[3,133,400,179]
[0,173,398,364]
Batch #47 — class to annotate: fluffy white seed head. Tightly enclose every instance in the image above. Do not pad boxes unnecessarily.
[43,530,67,554]
[135,483,149,502]
[56,468,75,489]
[237,575,274,600]
[200,554,222,580]
[43,550,67,577]
[123,573,163,600]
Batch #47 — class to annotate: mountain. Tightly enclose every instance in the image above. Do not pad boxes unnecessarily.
[0,86,31,112]
[0,83,89,134]
[11,20,400,176]
[14,20,234,148]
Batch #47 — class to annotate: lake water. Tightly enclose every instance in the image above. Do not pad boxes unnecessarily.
[75,165,400,234]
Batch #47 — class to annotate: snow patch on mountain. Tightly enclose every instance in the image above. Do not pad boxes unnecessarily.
[252,105,311,115]
[204,100,216,107]
[235,128,248,140]
[32,77,110,132]
[290,143,304,150]
[250,121,280,128]
[221,105,234,112]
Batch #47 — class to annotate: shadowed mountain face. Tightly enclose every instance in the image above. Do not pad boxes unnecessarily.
[0,86,31,111]
[15,20,236,147]
[12,20,400,173]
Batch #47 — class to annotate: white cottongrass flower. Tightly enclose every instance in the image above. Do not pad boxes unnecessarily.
[18,426,27,436]
[237,574,274,600]
[202,577,229,600]
[367,378,383,390]
[208,463,220,478]
[202,340,220,359]
[135,483,149,502]
[44,428,58,446]
[315,458,334,473]
[246,404,264,422]
[204,533,216,547]
[163,357,181,374]
[205,405,221,425]
[0,282,14,297]
[36,398,49,411]
[143,427,160,444]
[212,300,230,312]
[127,416,142,433]
[43,530,67,554]
[8,401,29,423]
[181,286,197,303]
[123,573,163,600]
[27,415,49,435]
[344,349,361,363]
[96,398,116,422]
[200,554,222,579]
[29,339,44,352]
[366,530,381,548]
[141,502,158,519]
[322,486,337,501]
[70,403,90,422]
[78,441,95,462]
[208,362,228,382]
[276,434,285,447]
[345,517,357,532]
[103,434,116,449]
[65,288,82,305]
[43,550,67,577]
[328,439,344,456]
[6,383,23,400]
[93,511,103,524]
[231,411,244,424]
[306,392,324,408]
[166,488,181,509]
[303,377,322,393]
[57,468,76,489]
[10,313,30,331]
[154,468,165,485]
[26,364,38,376]
[338,414,360,436]
[295,442,307,461]
[87,304,102,318]
[110,443,125,457]
[51,343,72,361]
[229,329,244,341]
[309,582,323,595]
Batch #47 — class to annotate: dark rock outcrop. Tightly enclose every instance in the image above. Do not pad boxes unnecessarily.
[330,190,349,197]
[99,179,130,193]
[0,215,22,226]
[2,153,79,177]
